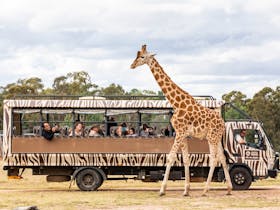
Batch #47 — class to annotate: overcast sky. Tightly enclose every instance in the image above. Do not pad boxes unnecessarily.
[0,0,279,99]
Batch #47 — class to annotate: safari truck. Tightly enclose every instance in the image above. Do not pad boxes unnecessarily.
[2,96,279,191]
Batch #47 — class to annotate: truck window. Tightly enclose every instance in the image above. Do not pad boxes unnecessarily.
[234,129,266,150]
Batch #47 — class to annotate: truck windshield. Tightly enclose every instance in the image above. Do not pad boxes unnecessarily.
[234,129,266,150]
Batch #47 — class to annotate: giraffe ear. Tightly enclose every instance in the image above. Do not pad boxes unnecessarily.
[141,44,147,53]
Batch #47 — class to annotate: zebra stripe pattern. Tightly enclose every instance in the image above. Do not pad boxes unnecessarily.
[223,121,275,177]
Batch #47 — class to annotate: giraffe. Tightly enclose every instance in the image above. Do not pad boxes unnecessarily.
[130,45,232,196]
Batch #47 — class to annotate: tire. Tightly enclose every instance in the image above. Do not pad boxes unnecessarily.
[230,167,252,190]
[76,169,103,191]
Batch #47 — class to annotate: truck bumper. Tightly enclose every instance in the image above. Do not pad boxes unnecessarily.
[268,169,278,178]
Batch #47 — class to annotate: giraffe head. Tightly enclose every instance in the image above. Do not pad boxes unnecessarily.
[130,45,156,69]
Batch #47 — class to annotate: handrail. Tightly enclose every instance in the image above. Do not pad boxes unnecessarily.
[222,102,253,120]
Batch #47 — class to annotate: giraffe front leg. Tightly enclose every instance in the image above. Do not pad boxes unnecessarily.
[181,141,190,196]
[159,143,179,196]
[159,152,177,196]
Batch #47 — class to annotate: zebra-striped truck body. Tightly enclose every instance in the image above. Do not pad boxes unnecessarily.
[2,98,279,190]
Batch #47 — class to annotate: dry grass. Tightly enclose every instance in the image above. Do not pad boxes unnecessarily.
[0,160,279,210]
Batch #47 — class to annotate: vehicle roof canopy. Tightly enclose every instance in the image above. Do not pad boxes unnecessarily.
[4,99,224,110]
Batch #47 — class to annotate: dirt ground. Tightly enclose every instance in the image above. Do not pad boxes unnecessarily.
[0,157,279,209]
[99,185,280,210]
[0,185,279,210]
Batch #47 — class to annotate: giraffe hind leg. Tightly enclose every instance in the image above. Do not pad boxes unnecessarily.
[202,144,218,196]
[218,142,232,195]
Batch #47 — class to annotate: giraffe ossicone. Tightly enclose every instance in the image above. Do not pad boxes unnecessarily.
[131,44,232,196]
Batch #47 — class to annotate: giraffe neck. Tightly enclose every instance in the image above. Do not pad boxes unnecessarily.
[147,58,195,109]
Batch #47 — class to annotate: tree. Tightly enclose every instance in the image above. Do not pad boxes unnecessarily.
[128,88,143,96]
[1,77,44,99]
[100,83,126,96]
[52,75,68,95]
[0,77,44,130]
[142,90,157,95]
[222,91,250,120]
[52,71,98,96]
[127,88,163,99]
[247,87,280,151]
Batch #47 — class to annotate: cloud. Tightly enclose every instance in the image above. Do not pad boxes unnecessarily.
[0,0,279,99]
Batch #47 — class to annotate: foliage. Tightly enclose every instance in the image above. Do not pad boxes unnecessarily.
[0,77,44,128]
[52,71,98,96]
[1,77,44,99]
[247,87,280,151]
[99,83,126,96]
[222,91,250,120]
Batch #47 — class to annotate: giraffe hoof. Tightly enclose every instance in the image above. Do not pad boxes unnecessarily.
[159,191,165,196]
[227,187,232,196]
[201,191,208,197]
[183,192,190,197]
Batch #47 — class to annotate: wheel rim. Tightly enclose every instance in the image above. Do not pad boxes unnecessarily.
[233,172,245,185]
[83,174,95,186]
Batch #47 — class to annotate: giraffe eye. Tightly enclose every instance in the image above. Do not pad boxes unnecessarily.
[141,56,145,59]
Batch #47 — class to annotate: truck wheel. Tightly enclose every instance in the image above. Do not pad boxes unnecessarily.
[76,169,103,191]
[230,167,252,190]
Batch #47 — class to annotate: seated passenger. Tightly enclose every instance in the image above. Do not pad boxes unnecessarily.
[121,122,128,134]
[164,127,169,136]
[114,125,127,137]
[162,125,174,137]
[69,122,84,137]
[88,125,104,137]
[235,129,247,145]
[126,127,138,137]
[140,124,154,137]
[42,122,60,141]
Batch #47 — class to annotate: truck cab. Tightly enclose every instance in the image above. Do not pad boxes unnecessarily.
[223,120,279,190]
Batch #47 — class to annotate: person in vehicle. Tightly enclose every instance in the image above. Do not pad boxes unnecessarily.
[126,127,138,137]
[88,125,104,137]
[121,122,128,134]
[114,125,123,137]
[162,125,174,137]
[140,123,154,137]
[69,122,84,137]
[41,122,60,140]
[235,129,247,145]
